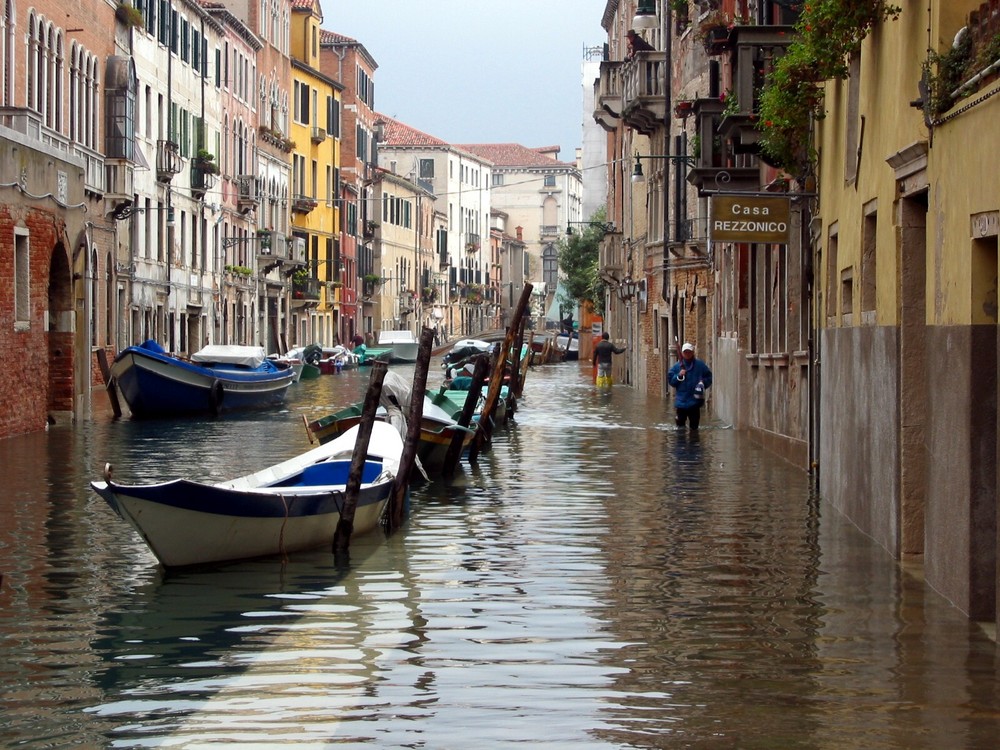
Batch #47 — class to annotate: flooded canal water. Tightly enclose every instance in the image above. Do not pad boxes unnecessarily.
[1,361,998,748]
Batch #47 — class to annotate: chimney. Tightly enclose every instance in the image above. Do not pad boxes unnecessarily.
[516,226,523,241]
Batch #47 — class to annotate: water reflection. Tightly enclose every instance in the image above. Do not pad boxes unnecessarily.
[0,364,998,748]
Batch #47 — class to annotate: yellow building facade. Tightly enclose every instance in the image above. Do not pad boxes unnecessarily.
[814,0,999,624]
[289,0,342,346]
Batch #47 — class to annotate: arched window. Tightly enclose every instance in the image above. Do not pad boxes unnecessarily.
[2,0,14,107]
[52,30,62,131]
[542,243,559,290]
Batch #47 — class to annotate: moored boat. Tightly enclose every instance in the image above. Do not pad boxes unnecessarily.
[377,330,419,363]
[305,372,476,474]
[111,340,295,418]
[317,345,360,374]
[554,331,580,360]
[90,422,404,568]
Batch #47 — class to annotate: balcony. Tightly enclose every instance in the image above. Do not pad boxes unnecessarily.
[190,160,218,197]
[621,50,668,136]
[156,140,182,183]
[237,176,259,213]
[104,159,134,211]
[717,25,796,154]
[291,275,321,304]
[310,126,327,144]
[593,60,623,131]
[686,97,760,197]
[292,194,318,214]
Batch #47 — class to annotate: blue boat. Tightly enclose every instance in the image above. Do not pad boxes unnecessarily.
[110,340,296,418]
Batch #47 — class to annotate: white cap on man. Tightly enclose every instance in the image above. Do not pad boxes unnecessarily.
[681,342,695,353]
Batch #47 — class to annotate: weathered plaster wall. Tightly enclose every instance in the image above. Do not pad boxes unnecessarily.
[819,326,900,556]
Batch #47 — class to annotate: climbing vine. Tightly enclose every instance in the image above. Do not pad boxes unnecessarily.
[757,0,901,175]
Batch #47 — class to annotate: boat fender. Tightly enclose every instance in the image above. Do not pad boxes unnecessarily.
[209,379,224,417]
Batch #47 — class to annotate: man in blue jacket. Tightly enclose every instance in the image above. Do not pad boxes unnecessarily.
[667,342,712,430]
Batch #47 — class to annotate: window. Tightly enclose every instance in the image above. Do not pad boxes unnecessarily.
[294,81,309,124]
[544,174,556,187]
[861,205,877,316]
[327,96,340,138]
[841,267,854,321]
[542,243,558,289]
[825,226,838,321]
[14,229,29,328]
[180,17,189,63]
[419,158,434,179]
[192,28,200,72]
[105,60,136,160]
[492,173,504,187]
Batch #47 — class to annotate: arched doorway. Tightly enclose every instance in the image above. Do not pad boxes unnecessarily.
[47,241,74,420]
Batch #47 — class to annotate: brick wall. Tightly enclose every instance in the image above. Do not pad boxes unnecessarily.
[0,206,65,439]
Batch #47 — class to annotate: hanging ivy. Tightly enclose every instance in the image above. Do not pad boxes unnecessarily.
[757,0,901,175]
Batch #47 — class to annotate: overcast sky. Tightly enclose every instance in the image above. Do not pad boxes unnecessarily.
[326,1,608,161]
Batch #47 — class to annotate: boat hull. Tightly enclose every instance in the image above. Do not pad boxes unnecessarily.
[91,479,390,568]
[112,346,294,418]
[91,422,403,567]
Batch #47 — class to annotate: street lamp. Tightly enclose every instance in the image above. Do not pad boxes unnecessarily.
[631,153,696,183]
[617,276,639,302]
[633,0,657,30]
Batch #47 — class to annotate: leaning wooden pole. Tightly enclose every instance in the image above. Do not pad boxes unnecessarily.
[473,283,533,454]
[96,348,122,418]
[333,360,388,555]
[387,327,435,530]
[444,354,490,474]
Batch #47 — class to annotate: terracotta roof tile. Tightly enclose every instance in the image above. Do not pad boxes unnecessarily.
[320,30,357,45]
[377,114,449,148]
[457,143,572,167]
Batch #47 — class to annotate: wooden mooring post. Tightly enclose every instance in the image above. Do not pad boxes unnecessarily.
[386,326,435,531]
[443,354,490,475]
[96,348,122,418]
[332,360,388,557]
[471,283,533,457]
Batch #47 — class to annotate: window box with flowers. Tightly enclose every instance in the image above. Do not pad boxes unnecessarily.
[362,273,381,297]
[463,283,485,305]
[421,286,438,304]
[465,242,480,254]
[674,99,696,118]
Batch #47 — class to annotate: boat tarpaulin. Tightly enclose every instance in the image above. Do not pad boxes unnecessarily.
[191,345,267,368]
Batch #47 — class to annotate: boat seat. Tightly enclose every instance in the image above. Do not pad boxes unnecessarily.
[294,459,383,487]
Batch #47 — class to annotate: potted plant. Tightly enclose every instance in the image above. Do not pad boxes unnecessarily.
[695,9,732,54]
[674,99,695,118]
[194,149,219,175]
[421,286,438,304]
[115,2,144,29]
